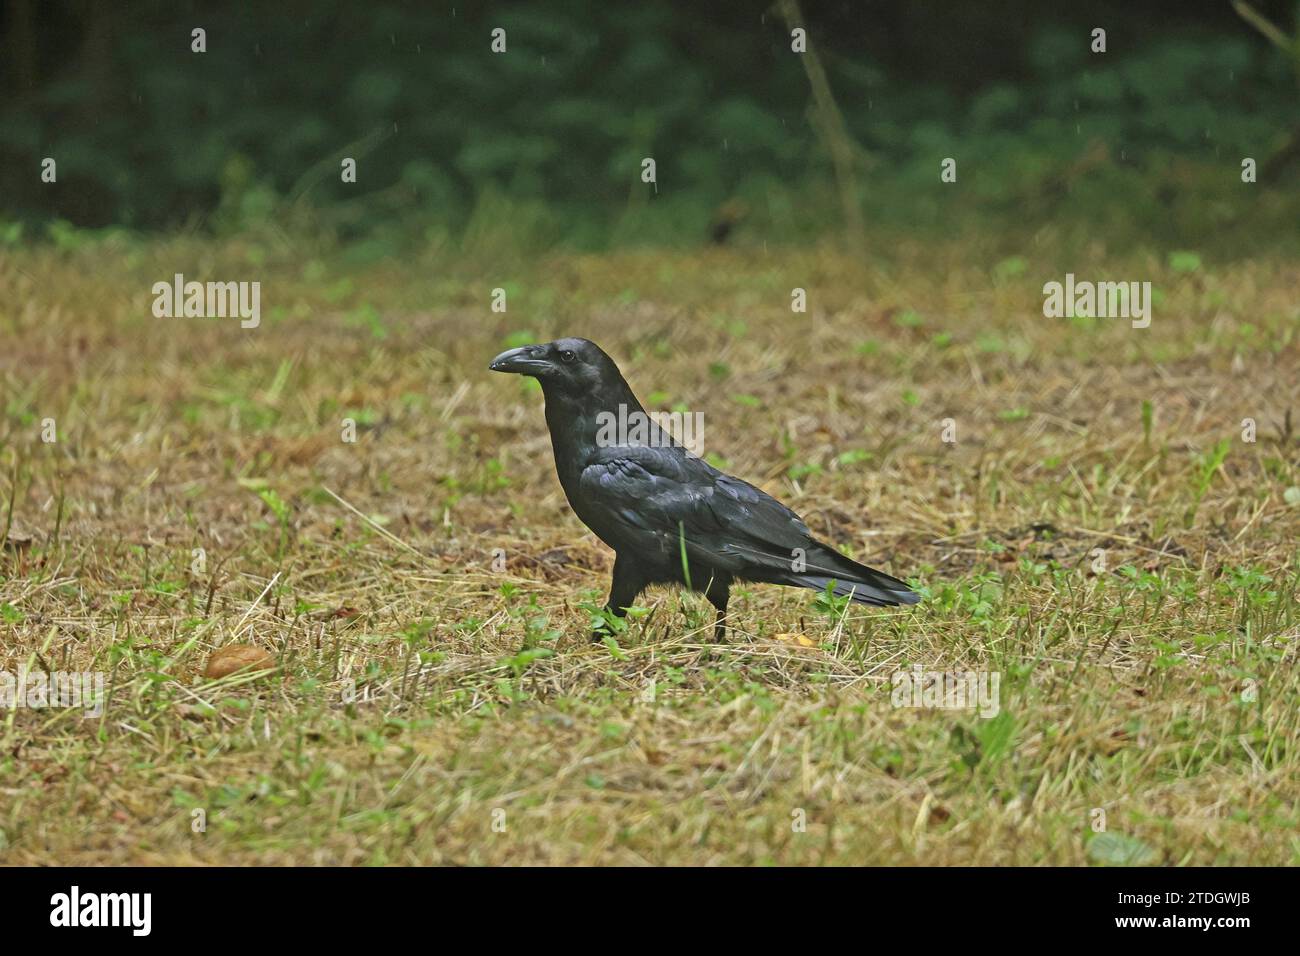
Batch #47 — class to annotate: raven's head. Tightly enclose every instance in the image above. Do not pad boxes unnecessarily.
[488,337,622,396]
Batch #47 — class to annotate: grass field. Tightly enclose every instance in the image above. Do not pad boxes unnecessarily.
[1,235,1297,865]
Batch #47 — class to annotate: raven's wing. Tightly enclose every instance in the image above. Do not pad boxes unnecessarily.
[577,445,918,606]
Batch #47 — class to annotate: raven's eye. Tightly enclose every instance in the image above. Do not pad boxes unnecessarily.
[559,349,576,363]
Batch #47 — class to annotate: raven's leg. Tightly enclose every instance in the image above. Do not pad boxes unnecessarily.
[594,553,648,642]
[705,575,731,641]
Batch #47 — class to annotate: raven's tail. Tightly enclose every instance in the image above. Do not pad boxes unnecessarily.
[768,542,920,607]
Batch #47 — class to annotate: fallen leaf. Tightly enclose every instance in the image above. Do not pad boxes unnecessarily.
[774,632,816,647]
[203,644,275,680]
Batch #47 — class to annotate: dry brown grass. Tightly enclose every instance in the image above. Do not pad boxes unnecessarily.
[0,236,1297,865]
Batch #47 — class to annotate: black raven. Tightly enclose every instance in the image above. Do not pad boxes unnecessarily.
[489,337,920,640]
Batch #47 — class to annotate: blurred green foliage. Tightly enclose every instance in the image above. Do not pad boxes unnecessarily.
[0,0,1297,253]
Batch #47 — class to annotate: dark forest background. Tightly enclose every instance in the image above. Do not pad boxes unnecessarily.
[1,0,1297,255]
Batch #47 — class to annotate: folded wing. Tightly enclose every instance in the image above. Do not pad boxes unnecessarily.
[577,445,918,606]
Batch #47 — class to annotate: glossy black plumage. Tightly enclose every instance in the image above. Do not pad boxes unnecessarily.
[489,337,919,639]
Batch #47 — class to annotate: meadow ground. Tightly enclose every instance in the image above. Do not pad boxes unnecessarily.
[1,234,1297,865]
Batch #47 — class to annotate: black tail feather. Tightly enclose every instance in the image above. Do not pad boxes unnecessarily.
[753,541,920,607]
[791,574,921,606]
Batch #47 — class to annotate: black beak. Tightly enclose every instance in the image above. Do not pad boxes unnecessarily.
[489,345,550,375]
